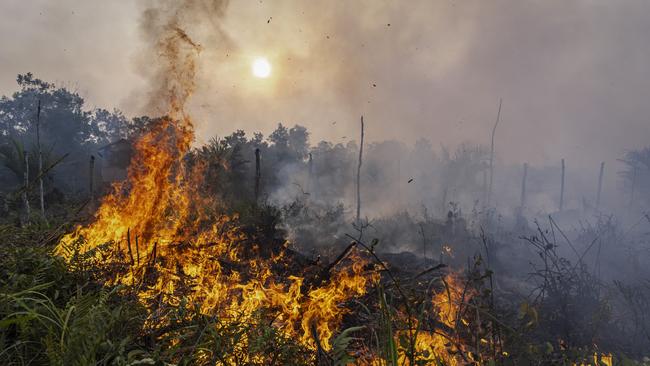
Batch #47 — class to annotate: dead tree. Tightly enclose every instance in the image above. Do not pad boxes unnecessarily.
[23,151,30,224]
[520,163,528,208]
[487,98,502,207]
[596,161,604,209]
[89,155,95,204]
[254,148,261,203]
[356,116,364,224]
[560,159,566,211]
[36,100,47,223]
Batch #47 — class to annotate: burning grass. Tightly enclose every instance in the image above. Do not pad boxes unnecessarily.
[54,117,372,358]
[36,11,485,359]
[2,3,644,362]
[48,112,481,364]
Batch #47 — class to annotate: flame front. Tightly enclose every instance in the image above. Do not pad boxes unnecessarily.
[54,6,471,362]
[55,113,375,359]
[53,13,375,360]
[54,112,468,363]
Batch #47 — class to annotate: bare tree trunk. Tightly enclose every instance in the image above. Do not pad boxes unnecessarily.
[560,159,566,211]
[254,148,261,204]
[89,155,95,204]
[596,161,604,209]
[356,116,364,224]
[487,99,502,208]
[36,100,47,224]
[520,163,528,208]
[23,151,30,225]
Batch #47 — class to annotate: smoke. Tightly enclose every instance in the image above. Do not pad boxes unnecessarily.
[136,0,231,120]
[1,0,650,204]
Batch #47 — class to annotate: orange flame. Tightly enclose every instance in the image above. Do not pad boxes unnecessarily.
[56,113,374,355]
[55,5,471,362]
[359,273,475,365]
[399,273,473,366]
[55,12,375,360]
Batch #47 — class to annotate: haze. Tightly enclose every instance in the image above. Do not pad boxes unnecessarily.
[1,0,649,168]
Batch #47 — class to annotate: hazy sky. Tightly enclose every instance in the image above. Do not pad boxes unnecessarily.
[1,0,649,168]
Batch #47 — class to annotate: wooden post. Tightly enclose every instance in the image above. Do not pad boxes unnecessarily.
[520,163,528,208]
[23,151,30,223]
[36,100,46,222]
[560,159,566,211]
[596,161,604,209]
[89,155,95,204]
[254,148,261,203]
[487,98,502,207]
[356,116,364,224]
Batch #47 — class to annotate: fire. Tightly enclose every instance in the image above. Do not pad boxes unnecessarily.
[53,8,376,359]
[55,112,471,362]
[55,123,470,362]
[53,3,472,362]
[396,274,473,366]
[55,112,375,357]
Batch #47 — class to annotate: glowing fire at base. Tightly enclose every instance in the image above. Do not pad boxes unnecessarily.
[54,11,472,363]
[53,121,472,365]
[54,114,473,364]
[392,274,474,366]
[57,123,375,358]
[55,115,377,356]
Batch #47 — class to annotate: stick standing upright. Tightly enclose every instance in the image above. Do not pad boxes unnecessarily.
[356,116,364,225]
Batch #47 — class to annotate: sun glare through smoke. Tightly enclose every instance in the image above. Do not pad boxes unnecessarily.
[252,57,271,78]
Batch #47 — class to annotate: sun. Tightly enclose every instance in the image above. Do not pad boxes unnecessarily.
[252,57,271,78]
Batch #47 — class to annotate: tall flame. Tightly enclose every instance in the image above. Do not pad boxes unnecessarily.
[55,2,473,363]
[55,3,376,359]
